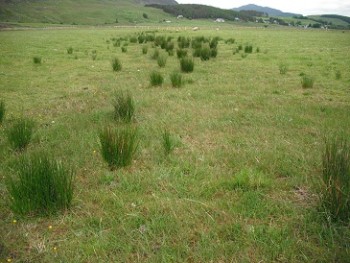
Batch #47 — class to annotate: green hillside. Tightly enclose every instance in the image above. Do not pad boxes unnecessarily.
[0,0,177,25]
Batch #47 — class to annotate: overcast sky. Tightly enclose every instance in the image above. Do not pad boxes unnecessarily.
[176,0,350,16]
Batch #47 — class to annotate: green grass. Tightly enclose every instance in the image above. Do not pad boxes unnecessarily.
[112,57,122,72]
[170,72,183,88]
[150,71,164,86]
[33,56,42,64]
[142,45,148,55]
[0,100,5,124]
[301,74,314,88]
[67,47,73,54]
[321,134,350,221]
[113,90,135,123]
[0,27,350,262]
[162,128,175,155]
[99,126,138,170]
[180,56,194,73]
[6,152,74,216]
[279,63,288,74]
[157,53,167,68]
[6,118,34,151]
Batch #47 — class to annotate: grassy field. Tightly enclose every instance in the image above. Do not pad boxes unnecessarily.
[0,26,350,262]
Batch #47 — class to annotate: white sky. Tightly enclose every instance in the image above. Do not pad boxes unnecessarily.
[176,0,350,16]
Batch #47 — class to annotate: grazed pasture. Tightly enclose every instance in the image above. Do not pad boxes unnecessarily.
[0,27,350,262]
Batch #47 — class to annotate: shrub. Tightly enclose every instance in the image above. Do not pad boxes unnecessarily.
[0,100,5,124]
[180,57,194,73]
[112,58,122,72]
[99,126,138,169]
[200,44,211,61]
[113,90,135,122]
[7,118,34,151]
[143,13,148,19]
[279,63,288,75]
[150,71,164,86]
[6,152,74,215]
[321,134,350,221]
[301,75,314,88]
[176,48,187,59]
[238,44,243,51]
[244,45,253,53]
[67,47,73,54]
[170,72,182,88]
[256,47,260,53]
[162,129,175,155]
[33,56,42,64]
[157,54,167,68]
[121,46,127,53]
[151,48,159,60]
[142,45,148,55]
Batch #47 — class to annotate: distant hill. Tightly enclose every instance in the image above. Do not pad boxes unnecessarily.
[147,4,256,21]
[233,4,301,17]
[0,0,177,25]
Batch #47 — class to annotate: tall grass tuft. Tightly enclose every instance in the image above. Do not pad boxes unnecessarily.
[6,152,74,216]
[200,44,211,61]
[112,57,122,72]
[142,45,148,55]
[279,63,288,75]
[67,47,73,54]
[113,90,135,123]
[176,49,187,59]
[151,48,159,60]
[157,54,167,68]
[0,100,5,124]
[170,72,183,88]
[150,71,164,86]
[180,57,194,73]
[301,75,314,88]
[162,129,175,155]
[33,56,42,64]
[99,126,138,169]
[7,118,34,151]
[244,45,253,53]
[321,134,350,221]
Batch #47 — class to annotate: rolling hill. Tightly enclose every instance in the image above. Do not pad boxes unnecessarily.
[0,0,178,25]
[233,4,300,17]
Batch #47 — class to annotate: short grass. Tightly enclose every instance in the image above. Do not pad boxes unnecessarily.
[0,27,350,262]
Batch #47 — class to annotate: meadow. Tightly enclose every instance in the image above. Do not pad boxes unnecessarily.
[0,26,350,262]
